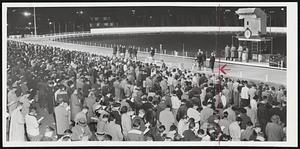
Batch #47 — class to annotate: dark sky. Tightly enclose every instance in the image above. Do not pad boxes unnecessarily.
[7,6,286,23]
[6,7,286,35]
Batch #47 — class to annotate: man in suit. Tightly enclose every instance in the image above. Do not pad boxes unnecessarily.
[196,49,203,70]
[209,53,215,73]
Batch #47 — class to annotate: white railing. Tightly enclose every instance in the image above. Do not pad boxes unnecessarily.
[11,31,91,39]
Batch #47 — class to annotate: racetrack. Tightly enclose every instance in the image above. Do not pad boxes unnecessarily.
[16,36,286,86]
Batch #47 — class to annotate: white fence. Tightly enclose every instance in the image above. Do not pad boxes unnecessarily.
[8,31,91,39]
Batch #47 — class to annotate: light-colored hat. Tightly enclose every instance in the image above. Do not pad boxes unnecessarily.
[78,118,87,126]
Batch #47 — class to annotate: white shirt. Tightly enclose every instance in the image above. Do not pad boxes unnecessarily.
[187,108,201,122]
[241,86,249,99]
[167,76,174,86]
[25,114,39,136]
[250,99,257,111]
[171,95,181,109]
[248,87,256,100]
[177,119,189,136]
[221,95,227,108]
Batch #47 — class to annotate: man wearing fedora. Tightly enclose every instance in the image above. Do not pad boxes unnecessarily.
[126,118,145,141]
[74,106,89,125]
[71,117,92,141]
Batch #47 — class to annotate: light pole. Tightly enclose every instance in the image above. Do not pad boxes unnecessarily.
[58,22,61,33]
[53,22,56,33]
[49,21,56,34]
[49,21,52,33]
[23,7,37,36]
[65,23,67,32]
[33,7,37,36]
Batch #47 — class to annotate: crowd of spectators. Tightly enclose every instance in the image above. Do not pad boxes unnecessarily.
[6,40,287,142]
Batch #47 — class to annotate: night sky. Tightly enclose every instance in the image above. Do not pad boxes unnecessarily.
[6,7,286,35]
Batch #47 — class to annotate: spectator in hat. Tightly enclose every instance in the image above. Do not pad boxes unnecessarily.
[74,106,89,125]
[58,129,73,141]
[95,114,109,140]
[268,101,282,124]
[71,118,92,141]
[182,121,197,141]
[241,121,254,141]
[132,109,146,132]
[41,126,57,141]
[55,85,68,105]
[126,118,145,141]
[110,102,122,125]
[25,106,43,141]
[19,93,33,116]
[218,111,231,136]
[265,115,284,141]
[238,108,251,130]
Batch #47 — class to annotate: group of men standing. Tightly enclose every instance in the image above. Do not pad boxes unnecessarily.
[196,49,216,73]
[225,44,250,62]
[113,45,138,60]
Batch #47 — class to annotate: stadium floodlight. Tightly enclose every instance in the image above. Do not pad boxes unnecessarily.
[23,11,31,17]
[23,8,37,36]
